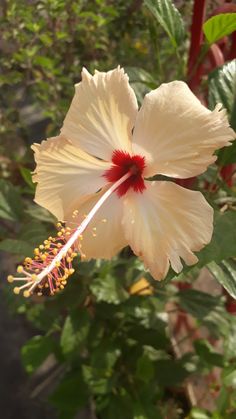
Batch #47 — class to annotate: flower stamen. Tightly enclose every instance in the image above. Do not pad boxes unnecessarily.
[8,172,131,297]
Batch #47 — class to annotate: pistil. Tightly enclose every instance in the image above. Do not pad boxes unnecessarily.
[7,172,131,297]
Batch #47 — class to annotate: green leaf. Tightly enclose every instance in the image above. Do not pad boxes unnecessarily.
[208,60,236,164]
[190,408,211,419]
[155,358,190,386]
[144,0,185,48]
[197,211,236,268]
[136,355,154,383]
[203,13,236,45]
[19,167,35,190]
[21,335,55,374]
[177,289,220,319]
[223,365,236,389]
[25,203,56,223]
[90,274,129,304]
[194,339,224,368]
[0,179,23,221]
[0,238,33,256]
[50,371,89,410]
[208,260,236,299]
[60,310,90,356]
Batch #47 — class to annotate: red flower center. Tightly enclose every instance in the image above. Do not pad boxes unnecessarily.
[104,150,146,197]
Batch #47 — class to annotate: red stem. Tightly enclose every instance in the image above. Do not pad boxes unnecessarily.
[187,0,207,80]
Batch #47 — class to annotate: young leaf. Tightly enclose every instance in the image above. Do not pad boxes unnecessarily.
[203,13,236,45]
[144,0,185,48]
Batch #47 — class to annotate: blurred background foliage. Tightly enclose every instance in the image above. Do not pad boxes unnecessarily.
[1,0,236,418]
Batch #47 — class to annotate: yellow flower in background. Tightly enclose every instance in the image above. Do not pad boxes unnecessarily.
[8,67,235,296]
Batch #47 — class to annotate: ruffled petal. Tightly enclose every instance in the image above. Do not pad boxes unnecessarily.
[66,188,127,259]
[122,181,213,280]
[32,135,109,220]
[61,67,138,161]
[132,81,235,178]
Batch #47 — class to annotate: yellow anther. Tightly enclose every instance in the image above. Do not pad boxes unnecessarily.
[34,248,39,255]
[60,285,64,290]
[31,274,38,281]
[57,231,62,237]
[25,257,32,263]
[17,265,24,273]
[7,275,14,283]
[45,244,50,249]
[39,244,44,250]
[44,240,49,245]
[55,261,61,267]
[23,290,30,298]
[57,243,62,248]
[53,248,58,255]
[66,257,72,263]
[56,222,62,228]
[93,227,97,231]
[48,236,53,241]
[71,252,77,258]
[102,219,107,223]
[92,233,97,237]
[13,287,20,295]
[79,235,83,240]
[69,268,75,275]
[41,254,47,261]
[37,292,43,296]
[66,231,71,236]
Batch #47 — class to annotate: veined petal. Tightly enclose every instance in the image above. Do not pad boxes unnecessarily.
[32,136,109,220]
[66,188,127,259]
[122,181,213,280]
[61,67,138,161]
[132,81,235,178]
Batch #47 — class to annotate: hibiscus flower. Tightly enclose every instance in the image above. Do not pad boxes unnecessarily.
[8,67,235,296]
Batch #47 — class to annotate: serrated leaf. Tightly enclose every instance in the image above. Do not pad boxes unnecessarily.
[136,355,154,382]
[203,13,236,45]
[197,211,236,267]
[60,310,90,356]
[144,0,185,48]
[0,179,23,221]
[177,289,219,319]
[90,274,129,304]
[208,60,236,164]
[50,372,89,410]
[21,335,55,374]
[208,260,236,299]
[194,339,224,367]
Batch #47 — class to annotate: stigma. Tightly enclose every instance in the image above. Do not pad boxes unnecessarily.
[104,150,146,196]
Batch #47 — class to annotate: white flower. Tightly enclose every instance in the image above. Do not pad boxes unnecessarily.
[31,67,235,282]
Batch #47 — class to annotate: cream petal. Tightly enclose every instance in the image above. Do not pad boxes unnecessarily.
[122,181,213,280]
[61,67,138,161]
[32,135,110,220]
[66,189,127,259]
[132,81,235,178]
